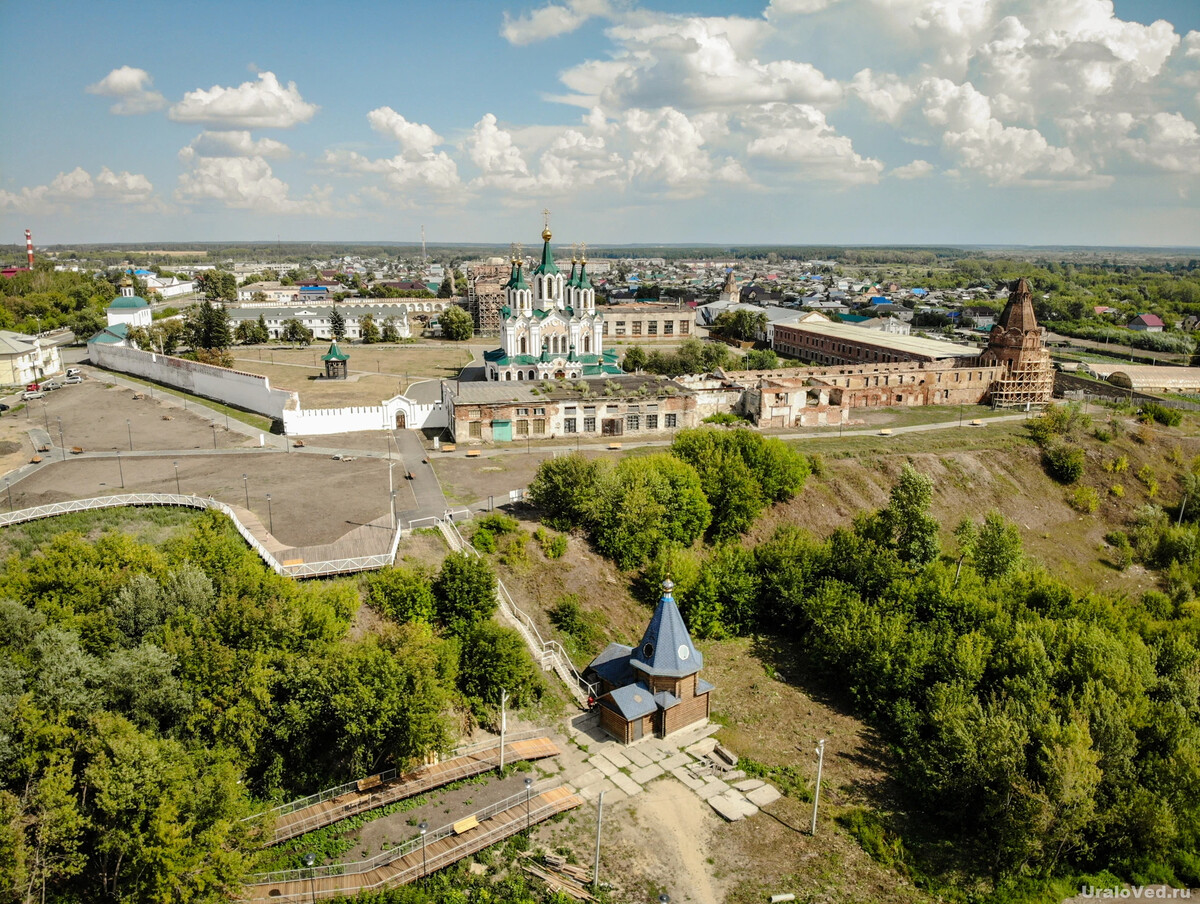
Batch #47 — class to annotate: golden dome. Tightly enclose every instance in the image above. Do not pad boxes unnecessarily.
[541,226,552,242]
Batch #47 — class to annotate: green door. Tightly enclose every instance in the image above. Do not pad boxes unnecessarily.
[492,420,513,442]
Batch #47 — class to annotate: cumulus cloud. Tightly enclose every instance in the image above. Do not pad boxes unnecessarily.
[890,159,935,179]
[0,166,156,210]
[367,107,442,155]
[743,103,884,184]
[623,107,747,195]
[501,0,611,45]
[179,131,291,162]
[174,155,340,215]
[559,15,841,111]
[169,72,318,128]
[851,69,916,124]
[468,113,534,188]
[85,66,166,115]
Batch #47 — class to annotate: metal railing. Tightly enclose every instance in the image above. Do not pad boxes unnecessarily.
[439,519,594,705]
[246,729,547,836]
[248,781,562,887]
[0,494,401,579]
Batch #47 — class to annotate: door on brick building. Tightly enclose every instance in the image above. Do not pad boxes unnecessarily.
[395,411,406,429]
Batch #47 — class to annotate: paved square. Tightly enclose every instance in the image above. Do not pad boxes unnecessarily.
[588,755,618,777]
[661,752,693,770]
[623,747,652,768]
[611,772,642,796]
[629,764,663,785]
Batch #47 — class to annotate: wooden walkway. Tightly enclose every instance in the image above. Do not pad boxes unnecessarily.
[267,737,560,844]
[243,785,584,902]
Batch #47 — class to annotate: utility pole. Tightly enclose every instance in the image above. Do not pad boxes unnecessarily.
[499,688,508,773]
[811,739,825,836]
[592,790,605,892]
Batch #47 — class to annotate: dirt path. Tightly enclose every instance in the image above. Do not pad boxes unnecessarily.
[626,779,722,904]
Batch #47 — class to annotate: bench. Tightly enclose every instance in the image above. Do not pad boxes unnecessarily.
[292,439,305,448]
[969,419,983,426]
[71,447,84,455]
[452,815,479,835]
[465,449,481,458]
[877,428,892,436]
[607,442,622,450]
[356,774,383,792]
[442,444,457,453]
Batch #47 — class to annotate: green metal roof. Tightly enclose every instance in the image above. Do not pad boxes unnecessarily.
[108,296,148,309]
[511,262,529,291]
[577,261,592,290]
[321,341,349,362]
[533,238,559,276]
[87,323,130,345]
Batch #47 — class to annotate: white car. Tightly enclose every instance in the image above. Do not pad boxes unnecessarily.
[21,389,44,401]
[65,375,83,385]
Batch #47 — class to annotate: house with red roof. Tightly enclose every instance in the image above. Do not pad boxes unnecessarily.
[1128,314,1165,332]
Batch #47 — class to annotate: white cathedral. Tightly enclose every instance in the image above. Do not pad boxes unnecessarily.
[483,223,622,382]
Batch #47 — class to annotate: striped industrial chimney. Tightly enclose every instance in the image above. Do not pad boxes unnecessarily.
[25,229,33,268]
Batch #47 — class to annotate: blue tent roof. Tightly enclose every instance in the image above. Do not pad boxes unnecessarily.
[870,296,890,305]
[628,581,702,678]
[604,683,657,720]
[588,643,634,687]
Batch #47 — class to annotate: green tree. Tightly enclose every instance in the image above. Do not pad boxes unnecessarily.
[329,308,346,340]
[973,511,1023,581]
[381,316,400,342]
[432,553,497,635]
[587,454,711,569]
[743,347,779,370]
[198,270,236,302]
[281,319,313,346]
[440,305,473,341]
[457,622,543,715]
[437,273,454,298]
[528,453,603,530]
[183,300,232,350]
[623,346,648,372]
[359,313,380,344]
[367,565,435,623]
[858,464,941,566]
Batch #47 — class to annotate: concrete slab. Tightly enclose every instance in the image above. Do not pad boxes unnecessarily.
[661,752,693,771]
[624,747,653,768]
[695,781,726,801]
[709,793,754,821]
[572,768,603,789]
[602,749,631,769]
[611,772,642,796]
[629,764,664,785]
[685,738,718,758]
[589,755,618,777]
[671,767,705,791]
[716,791,759,820]
[579,778,616,801]
[733,779,766,792]
[640,743,669,762]
[724,769,746,782]
[746,784,782,808]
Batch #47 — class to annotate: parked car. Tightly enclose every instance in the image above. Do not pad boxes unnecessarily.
[66,368,81,377]
[21,390,44,401]
[42,380,61,391]
[65,375,83,385]
[0,403,9,413]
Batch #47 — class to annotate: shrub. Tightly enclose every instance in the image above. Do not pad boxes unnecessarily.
[1068,486,1100,514]
[1105,530,1135,570]
[701,412,748,425]
[808,452,827,477]
[476,513,520,535]
[1142,402,1182,427]
[1043,443,1085,484]
[533,527,567,559]
[547,593,603,658]
[1111,484,1125,498]
[497,532,529,569]
[1094,427,1112,443]
[471,528,496,553]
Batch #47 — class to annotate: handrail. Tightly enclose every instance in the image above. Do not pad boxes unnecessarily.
[248,780,560,885]
[0,494,401,579]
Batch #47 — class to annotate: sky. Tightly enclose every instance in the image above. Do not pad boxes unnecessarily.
[2,0,1199,248]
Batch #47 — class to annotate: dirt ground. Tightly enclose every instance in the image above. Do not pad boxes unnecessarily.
[228,343,482,406]
[0,381,414,548]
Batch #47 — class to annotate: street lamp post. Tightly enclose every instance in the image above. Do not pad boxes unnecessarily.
[266,494,274,534]
[126,419,133,451]
[811,739,826,835]
[116,451,124,489]
[525,777,533,833]
[57,417,65,461]
[302,852,316,904]
[211,424,218,450]
[173,461,180,495]
[42,400,49,430]
[242,474,249,509]
[419,821,428,878]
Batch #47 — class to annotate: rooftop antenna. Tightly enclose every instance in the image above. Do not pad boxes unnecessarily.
[421,225,426,263]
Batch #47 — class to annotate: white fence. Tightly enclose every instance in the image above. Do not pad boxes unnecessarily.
[0,494,400,580]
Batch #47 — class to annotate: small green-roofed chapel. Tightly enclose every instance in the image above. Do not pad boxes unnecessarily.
[322,340,349,379]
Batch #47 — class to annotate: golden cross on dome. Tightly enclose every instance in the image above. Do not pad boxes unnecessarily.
[580,241,588,261]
